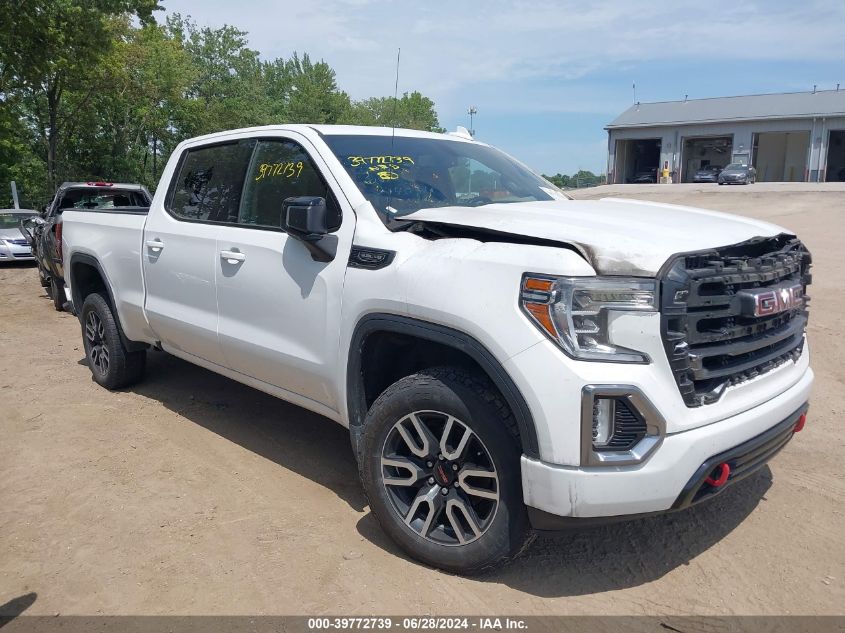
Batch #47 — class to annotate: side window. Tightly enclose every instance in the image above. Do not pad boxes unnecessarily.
[168,140,255,223]
[239,139,340,230]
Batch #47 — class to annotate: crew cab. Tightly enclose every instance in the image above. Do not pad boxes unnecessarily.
[26,181,151,310]
[61,125,813,573]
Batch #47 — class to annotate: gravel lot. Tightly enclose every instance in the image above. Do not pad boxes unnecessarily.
[1,183,843,616]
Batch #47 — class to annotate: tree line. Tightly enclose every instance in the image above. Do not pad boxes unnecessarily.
[0,1,444,208]
[541,170,606,189]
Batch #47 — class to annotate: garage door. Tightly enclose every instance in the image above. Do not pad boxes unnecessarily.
[681,136,732,182]
[752,131,810,182]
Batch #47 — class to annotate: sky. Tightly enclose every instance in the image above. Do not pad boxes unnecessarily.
[160,0,844,176]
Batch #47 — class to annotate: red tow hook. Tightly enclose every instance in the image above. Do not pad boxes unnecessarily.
[705,462,731,487]
[793,412,807,433]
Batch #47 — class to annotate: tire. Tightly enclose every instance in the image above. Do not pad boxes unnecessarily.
[50,277,65,311]
[38,265,50,288]
[80,292,146,389]
[359,366,532,574]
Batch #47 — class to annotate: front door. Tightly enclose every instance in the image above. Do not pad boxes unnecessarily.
[143,139,255,366]
[214,135,354,412]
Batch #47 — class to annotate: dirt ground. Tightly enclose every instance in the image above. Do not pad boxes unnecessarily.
[1,183,843,616]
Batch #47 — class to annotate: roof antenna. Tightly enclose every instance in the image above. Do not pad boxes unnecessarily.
[391,48,401,149]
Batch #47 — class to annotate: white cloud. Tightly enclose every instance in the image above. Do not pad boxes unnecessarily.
[163,0,842,102]
[160,0,843,171]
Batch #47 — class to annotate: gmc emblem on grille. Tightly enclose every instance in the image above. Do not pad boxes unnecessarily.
[739,285,803,317]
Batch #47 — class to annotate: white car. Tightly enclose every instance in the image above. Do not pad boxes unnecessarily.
[0,209,39,261]
[61,125,813,573]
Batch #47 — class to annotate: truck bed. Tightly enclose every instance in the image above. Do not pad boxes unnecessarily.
[61,208,156,344]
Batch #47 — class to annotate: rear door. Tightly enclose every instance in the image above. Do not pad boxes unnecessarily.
[214,135,354,411]
[142,139,255,366]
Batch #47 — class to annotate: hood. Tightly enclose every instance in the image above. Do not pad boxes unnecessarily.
[0,227,27,240]
[401,198,786,276]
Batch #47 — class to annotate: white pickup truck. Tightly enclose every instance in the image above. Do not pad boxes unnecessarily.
[62,125,813,573]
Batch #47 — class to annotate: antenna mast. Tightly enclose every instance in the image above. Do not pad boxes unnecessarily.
[391,48,401,148]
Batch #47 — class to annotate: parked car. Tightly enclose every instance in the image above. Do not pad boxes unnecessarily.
[62,125,812,574]
[718,163,757,185]
[692,164,723,183]
[32,181,151,310]
[0,209,39,262]
[631,167,657,183]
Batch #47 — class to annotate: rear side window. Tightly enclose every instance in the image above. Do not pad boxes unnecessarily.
[168,140,255,223]
[239,140,340,230]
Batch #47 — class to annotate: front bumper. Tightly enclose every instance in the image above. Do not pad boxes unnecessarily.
[520,365,813,521]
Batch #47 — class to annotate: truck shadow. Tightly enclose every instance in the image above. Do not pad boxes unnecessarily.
[123,350,772,597]
[126,351,368,513]
[358,466,773,596]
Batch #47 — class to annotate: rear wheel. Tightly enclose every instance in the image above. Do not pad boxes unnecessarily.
[80,292,146,389]
[359,367,531,574]
[50,277,64,311]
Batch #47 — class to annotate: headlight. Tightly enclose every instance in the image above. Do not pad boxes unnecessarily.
[520,275,658,363]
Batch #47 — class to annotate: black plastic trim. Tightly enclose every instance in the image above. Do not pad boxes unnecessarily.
[348,246,396,270]
[528,505,663,530]
[63,207,149,216]
[671,402,808,509]
[346,314,539,459]
[67,253,148,352]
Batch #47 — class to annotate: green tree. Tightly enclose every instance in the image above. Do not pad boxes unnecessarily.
[284,53,351,124]
[166,14,271,136]
[0,0,162,189]
[0,7,445,202]
[348,91,444,132]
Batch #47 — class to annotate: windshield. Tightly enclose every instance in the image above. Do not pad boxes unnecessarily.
[56,188,148,213]
[725,163,744,170]
[0,212,36,228]
[322,134,563,223]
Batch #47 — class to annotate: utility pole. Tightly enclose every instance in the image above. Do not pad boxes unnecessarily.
[10,181,20,209]
[467,106,477,137]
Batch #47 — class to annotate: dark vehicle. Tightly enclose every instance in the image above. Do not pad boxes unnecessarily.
[631,167,657,183]
[692,164,723,183]
[0,209,39,262]
[718,163,757,185]
[29,182,151,310]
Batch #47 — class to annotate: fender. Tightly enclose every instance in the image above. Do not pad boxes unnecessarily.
[347,313,539,459]
[68,252,148,352]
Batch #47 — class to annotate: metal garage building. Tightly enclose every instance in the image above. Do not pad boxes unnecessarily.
[606,89,845,184]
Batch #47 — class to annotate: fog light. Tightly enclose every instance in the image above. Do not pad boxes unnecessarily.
[592,398,615,448]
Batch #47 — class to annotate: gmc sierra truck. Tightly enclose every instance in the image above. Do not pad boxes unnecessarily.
[62,125,813,573]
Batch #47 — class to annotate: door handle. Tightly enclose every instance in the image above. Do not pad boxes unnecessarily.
[145,239,165,252]
[220,250,246,264]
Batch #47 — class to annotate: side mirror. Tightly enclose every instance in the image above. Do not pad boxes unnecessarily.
[281,196,337,263]
[283,196,330,236]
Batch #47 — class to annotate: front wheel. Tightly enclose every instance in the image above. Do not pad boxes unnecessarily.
[80,292,146,389]
[359,367,531,574]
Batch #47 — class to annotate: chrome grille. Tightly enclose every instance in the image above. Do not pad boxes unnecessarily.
[660,234,811,407]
